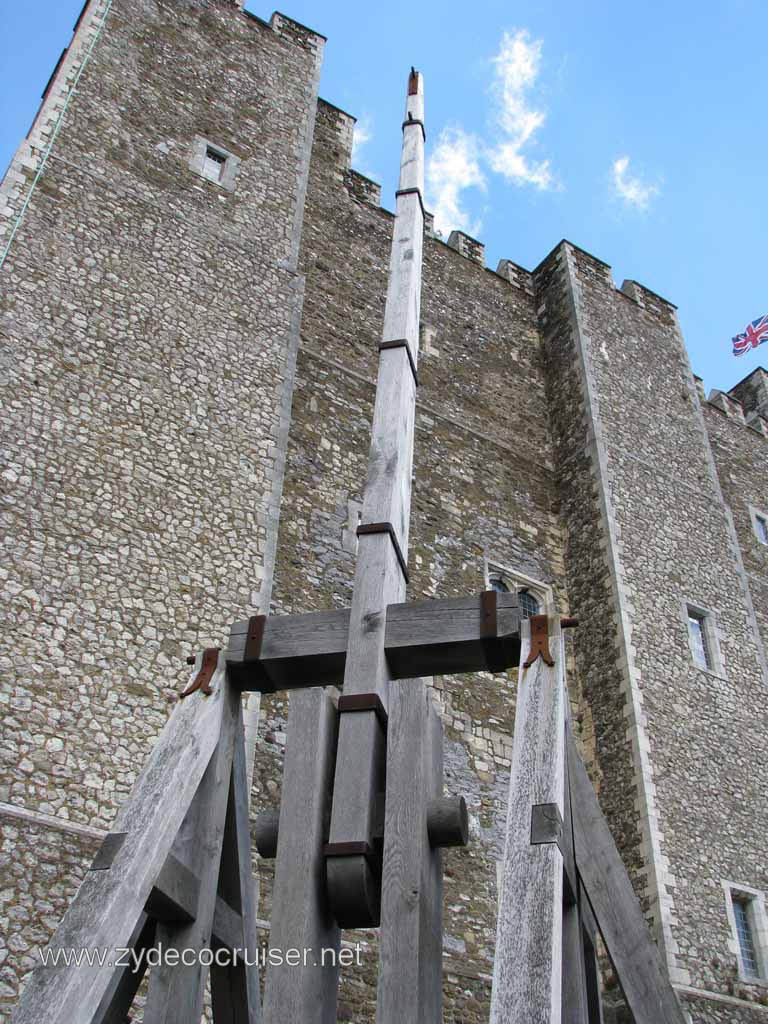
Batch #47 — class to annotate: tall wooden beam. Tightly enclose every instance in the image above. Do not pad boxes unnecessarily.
[326,68,425,927]
[490,614,566,1024]
[377,680,443,1022]
[263,688,341,1023]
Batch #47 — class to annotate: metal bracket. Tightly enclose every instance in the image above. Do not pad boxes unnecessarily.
[356,521,409,583]
[530,803,564,854]
[394,187,426,222]
[244,614,266,661]
[522,614,555,668]
[323,840,376,860]
[479,589,511,672]
[337,692,388,733]
[179,647,220,698]
[402,116,426,142]
[379,337,419,387]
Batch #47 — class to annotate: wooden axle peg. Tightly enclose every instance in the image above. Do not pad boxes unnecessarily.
[427,796,469,848]
[253,809,281,859]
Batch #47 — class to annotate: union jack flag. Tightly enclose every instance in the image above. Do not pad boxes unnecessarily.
[733,314,768,356]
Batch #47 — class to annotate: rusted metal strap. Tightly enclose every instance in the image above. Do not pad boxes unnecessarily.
[378,337,419,387]
[356,521,409,583]
[479,589,508,673]
[179,647,220,698]
[338,692,388,733]
[394,186,426,221]
[402,116,426,142]
[244,614,266,661]
[523,614,555,668]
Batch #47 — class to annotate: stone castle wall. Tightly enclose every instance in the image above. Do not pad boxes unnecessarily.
[0,0,322,1012]
[0,3,766,1021]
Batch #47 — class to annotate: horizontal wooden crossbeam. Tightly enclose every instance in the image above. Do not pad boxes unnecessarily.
[226,591,521,692]
[146,854,245,956]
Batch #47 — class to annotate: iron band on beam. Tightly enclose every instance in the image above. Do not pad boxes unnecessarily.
[378,337,419,387]
[356,521,409,583]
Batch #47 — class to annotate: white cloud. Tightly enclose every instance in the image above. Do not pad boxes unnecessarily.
[426,126,486,238]
[486,29,555,190]
[611,156,660,210]
[351,116,372,165]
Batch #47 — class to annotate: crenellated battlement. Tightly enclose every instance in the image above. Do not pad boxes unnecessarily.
[707,367,768,438]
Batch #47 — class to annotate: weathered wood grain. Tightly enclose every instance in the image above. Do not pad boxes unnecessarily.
[263,687,341,1024]
[377,680,443,1023]
[142,670,240,1023]
[210,702,262,1022]
[11,652,230,1024]
[227,592,520,691]
[327,70,426,928]
[566,728,686,1024]
[490,616,565,1024]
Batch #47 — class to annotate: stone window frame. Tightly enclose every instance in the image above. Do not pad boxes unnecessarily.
[749,505,768,547]
[189,135,241,192]
[485,561,551,619]
[680,599,726,678]
[722,880,768,986]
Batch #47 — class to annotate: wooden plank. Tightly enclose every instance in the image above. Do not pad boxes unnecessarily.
[142,672,240,1024]
[227,592,520,691]
[490,616,565,1024]
[12,652,230,1024]
[566,729,687,1024]
[562,727,589,1024]
[210,703,262,1022]
[377,681,443,1023]
[92,914,155,1024]
[263,687,341,1024]
[326,70,426,925]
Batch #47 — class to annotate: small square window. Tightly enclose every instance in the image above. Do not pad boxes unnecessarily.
[189,136,241,192]
[203,147,226,182]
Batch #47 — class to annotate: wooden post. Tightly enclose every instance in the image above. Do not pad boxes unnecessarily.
[377,680,443,1022]
[12,652,233,1024]
[326,68,425,926]
[143,669,241,1023]
[263,688,341,1024]
[490,614,566,1024]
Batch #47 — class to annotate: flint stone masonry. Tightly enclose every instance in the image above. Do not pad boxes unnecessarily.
[0,4,766,1022]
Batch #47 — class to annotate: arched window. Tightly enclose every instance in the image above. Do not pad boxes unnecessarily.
[517,588,540,619]
[486,566,545,619]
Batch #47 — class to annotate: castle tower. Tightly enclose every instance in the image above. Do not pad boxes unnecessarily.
[1,3,766,1021]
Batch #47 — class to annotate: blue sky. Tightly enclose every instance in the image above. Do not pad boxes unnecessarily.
[1,0,765,394]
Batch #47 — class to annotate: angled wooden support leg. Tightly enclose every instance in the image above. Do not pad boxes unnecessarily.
[561,729,590,1024]
[12,651,231,1024]
[92,913,156,1024]
[263,687,341,1024]
[142,667,241,1023]
[210,699,263,1023]
[566,727,687,1024]
[490,614,566,1024]
[377,680,444,1023]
